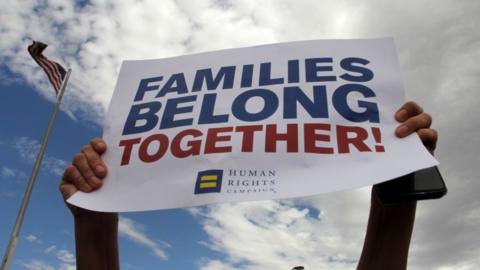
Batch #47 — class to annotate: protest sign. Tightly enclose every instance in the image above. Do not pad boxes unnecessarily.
[68,38,438,212]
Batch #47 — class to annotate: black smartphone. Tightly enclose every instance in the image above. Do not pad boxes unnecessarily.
[375,166,447,204]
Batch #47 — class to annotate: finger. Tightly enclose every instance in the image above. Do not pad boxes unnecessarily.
[395,101,424,122]
[72,153,102,189]
[395,112,432,138]
[82,144,107,178]
[63,165,93,192]
[59,180,78,201]
[91,138,107,155]
[417,128,438,152]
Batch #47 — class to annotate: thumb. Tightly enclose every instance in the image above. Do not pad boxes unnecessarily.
[60,181,78,201]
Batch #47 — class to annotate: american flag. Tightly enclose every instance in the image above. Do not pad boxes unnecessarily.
[27,41,67,95]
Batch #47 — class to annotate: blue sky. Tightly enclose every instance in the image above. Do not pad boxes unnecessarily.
[1,0,480,269]
[0,65,216,269]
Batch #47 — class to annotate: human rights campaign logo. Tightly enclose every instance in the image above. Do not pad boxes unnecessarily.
[194,170,223,194]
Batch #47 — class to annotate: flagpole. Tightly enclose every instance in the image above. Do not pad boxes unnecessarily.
[1,69,72,270]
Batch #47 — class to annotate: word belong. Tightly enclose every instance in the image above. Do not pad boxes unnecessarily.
[123,57,379,136]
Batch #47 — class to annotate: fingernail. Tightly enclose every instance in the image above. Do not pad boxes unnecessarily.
[396,109,407,121]
[396,125,409,136]
[91,176,101,187]
[84,183,92,192]
[96,165,105,174]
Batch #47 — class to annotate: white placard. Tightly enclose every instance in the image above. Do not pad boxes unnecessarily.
[68,38,438,212]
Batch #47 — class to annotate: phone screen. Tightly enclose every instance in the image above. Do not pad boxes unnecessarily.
[375,166,447,204]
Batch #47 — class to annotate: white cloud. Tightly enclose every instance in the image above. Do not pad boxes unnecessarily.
[198,259,236,270]
[54,249,76,270]
[1,166,27,183]
[59,264,76,270]
[12,137,38,162]
[0,0,367,125]
[119,216,169,260]
[18,259,54,270]
[1,166,16,178]
[56,249,75,264]
[192,192,367,270]
[1,1,479,269]
[44,245,57,254]
[25,245,75,270]
[12,137,68,176]
[25,234,42,244]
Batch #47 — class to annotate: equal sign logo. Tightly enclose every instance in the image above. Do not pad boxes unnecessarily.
[194,170,223,194]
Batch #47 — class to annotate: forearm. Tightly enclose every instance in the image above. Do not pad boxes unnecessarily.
[74,211,120,270]
[357,187,417,270]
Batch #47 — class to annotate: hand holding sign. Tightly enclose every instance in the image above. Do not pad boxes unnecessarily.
[394,101,437,152]
[67,38,438,212]
[61,100,437,207]
[60,139,108,215]
[60,101,438,270]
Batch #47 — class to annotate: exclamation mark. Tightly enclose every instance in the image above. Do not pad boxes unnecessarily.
[371,127,385,152]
